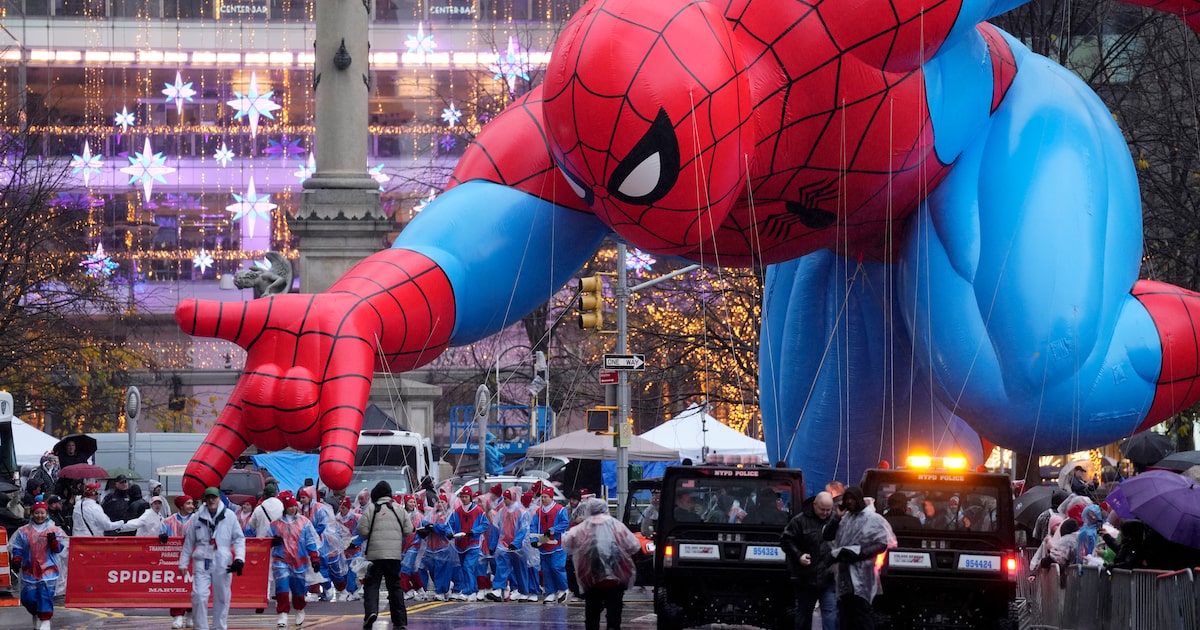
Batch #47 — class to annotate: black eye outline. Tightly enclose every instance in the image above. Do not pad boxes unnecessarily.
[556,159,594,206]
[607,107,680,206]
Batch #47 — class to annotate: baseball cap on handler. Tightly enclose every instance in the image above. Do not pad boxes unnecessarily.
[204,487,221,499]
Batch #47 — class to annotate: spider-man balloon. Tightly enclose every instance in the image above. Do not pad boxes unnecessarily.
[177,0,1200,496]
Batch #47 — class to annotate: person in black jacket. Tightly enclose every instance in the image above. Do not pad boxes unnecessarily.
[125,483,149,521]
[781,492,839,630]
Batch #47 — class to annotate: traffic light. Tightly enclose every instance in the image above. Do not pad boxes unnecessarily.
[587,406,617,433]
[577,274,605,331]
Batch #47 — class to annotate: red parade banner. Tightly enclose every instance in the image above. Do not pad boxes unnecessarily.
[65,537,271,609]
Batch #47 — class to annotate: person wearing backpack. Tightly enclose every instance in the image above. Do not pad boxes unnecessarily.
[357,480,413,630]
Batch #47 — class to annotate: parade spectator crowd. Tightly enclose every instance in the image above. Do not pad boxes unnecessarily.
[9,452,1200,630]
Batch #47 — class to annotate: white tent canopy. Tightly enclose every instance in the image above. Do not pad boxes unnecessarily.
[525,429,681,461]
[641,403,768,464]
[13,417,60,467]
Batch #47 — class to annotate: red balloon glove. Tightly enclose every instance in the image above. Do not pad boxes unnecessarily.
[175,250,455,499]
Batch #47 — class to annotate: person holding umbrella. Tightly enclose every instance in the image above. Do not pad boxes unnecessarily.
[54,436,95,469]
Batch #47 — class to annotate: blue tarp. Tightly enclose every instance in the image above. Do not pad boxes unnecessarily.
[251,452,320,494]
[601,460,676,496]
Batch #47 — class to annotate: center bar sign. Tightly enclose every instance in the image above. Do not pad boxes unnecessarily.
[215,0,269,19]
[66,537,271,608]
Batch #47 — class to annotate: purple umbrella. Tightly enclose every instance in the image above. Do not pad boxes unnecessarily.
[1107,470,1200,547]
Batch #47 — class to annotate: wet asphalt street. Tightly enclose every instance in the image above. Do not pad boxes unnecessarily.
[0,588,669,629]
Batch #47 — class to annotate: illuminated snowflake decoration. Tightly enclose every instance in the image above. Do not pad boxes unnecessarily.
[81,244,119,278]
[489,37,531,92]
[226,177,277,239]
[405,22,436,56]
[114,106,136,133]
[264,136,305,162]
[369,164,390,191]
[626,249,657,275]
[192,249,215,275]
[441,102,462,127]
[214,142,235,167]
[162,71,197,115]
[294,153,316,184]
[69,141,104,187]
[413,189,436,213]
[119,138,176,199]
[439,134,457,152]
[227,72,281,138]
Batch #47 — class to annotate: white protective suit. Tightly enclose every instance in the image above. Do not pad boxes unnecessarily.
[127,496,170,537]
[179,503,247,630]
[72,496,126,537]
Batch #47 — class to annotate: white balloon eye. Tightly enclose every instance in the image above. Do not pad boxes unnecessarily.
[613,153,661,199]
[606,107,679,205]
[559,165,590,202]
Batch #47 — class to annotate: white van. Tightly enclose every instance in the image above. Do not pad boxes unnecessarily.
[355,429,437,486]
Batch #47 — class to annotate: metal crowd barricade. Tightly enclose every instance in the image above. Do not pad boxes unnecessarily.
[1154,569,1196,629]
[1130,569,1160,630]
[1107,569,1133,630]
[1024,564,1199,630]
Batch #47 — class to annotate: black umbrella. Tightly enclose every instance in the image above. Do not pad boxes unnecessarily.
[1121,432,1175,467]
[52,433,98,466]
[1150,450,1200,473]
[1013,485,1069,529]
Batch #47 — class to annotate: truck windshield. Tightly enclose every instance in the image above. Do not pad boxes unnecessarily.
[671,477,794,526]
[868,481,1001,533]
[355,444,418,469]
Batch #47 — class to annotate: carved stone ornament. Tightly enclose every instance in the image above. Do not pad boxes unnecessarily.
[233,251,294,298]
[334,38,352,71]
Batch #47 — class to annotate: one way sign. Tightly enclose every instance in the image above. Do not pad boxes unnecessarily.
[603,353,646,371]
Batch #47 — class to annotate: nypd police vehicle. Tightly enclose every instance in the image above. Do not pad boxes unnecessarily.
[861,457,1021,629]
[653,464,804,630]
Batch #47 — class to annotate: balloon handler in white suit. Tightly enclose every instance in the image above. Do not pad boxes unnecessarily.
[179,487,248,630]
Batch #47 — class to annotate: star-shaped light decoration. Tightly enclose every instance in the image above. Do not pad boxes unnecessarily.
[627,249,657,274]
[226,72,281,138]
[369,164,390,191]
[114,106,136,133]
[413,189,437,213]
[489,37,531,92]
[214,142,235,167]
[405,21,436,56]
[81,244,119,278]
[69,141,104,187]
[294,153,316,184]
[441,102,462,127]
[264,136,305,162]
[226,177,277,238]
[162,71,197,116]
[119,138,176,199]
[439,134,457,152]
[192,249,215,275]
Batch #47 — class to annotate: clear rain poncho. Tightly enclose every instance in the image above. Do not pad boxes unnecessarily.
[832,497,896,602]
[561,498,641,591]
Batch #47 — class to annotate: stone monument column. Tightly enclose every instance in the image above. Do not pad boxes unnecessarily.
[289,0,393,294]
